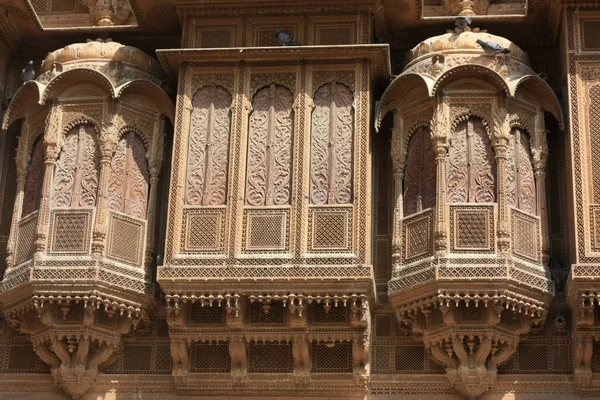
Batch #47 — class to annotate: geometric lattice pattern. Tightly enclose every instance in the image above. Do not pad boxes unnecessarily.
[107,213,144,266]
[511,209,540,262]
[185,212,221,251]
[246,212,286,250]
[450,205,495,251]
[403,210,433,261]
[590,85,600,203]
[592,205,600,252]
[311,342,353,373]
[248,343,293,373]
[249,301,285,324]
[582,20,600,50]
[190,303,224,324]
[313,303,347,323]
[49,210,92,254]
[316,26,355,45]
[15,214,37,264]
[309,208,351,251]
[198,29,235,48]
[190,342,231,373]
[104,344,172,374]
[395,345,425,371]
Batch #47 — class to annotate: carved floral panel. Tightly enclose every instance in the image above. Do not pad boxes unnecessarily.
[246,84,294,206]
[51,124,99,208]
[108,132,149,219]
[310,82,354,205]
[185,84,232,206]
[22,138,45,216]
[404,127,436,215]
[506,127,536,214]
[446,117,495,203]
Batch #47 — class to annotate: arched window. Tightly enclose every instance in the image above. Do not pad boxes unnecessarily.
[22,137,45,216]
[310,82,354,205]
[246,84,294,206]
[507,127,536,214]
[185,84,232,206]
[51,124,99,208]
[108,132,149,219]
[446,117,496,203]
[404,127,436,215]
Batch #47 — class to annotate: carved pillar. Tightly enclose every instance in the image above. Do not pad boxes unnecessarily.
[34,143,59,254]
[390,113,404,266]
[92,132,117,256]
[431,100,449,254]
[533,110,550,261]
[5,133,28,267]
[145,164,160,265]
[494,106,510,252]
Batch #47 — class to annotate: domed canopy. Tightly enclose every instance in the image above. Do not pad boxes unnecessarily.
[41,40,163,79]
[406,31,529,67]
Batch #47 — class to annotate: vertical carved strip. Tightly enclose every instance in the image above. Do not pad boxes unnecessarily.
[22,139,45,216]
[390,114,404,264]
[6,124,28,267]
[404,127,436,216]
[92,122,116,255]
[432,100,448,253]
[517,130,536,214]
[447,120,468,203]
[185,84,232,206]
[246,84,294,206]
[310,82,354,205]
[494,107,510,252]
[533,111,549,260]
[124,133,149,219]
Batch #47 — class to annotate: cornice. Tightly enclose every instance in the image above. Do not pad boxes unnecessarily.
[157,44,391,83]
[174,0,379,16]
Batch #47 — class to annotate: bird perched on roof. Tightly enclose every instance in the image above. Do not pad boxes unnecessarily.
[274,30,300,46]
[455,16,472,31]
[21,61,35,83]
[476,39,510,55]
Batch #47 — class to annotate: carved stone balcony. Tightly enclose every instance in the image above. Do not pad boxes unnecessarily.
[375,27,563,400]
[0,40,173,399]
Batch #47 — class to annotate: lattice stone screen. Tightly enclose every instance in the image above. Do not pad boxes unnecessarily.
[107,212,146,266]
[243,209,289,251]
[182,208,226,253]
[190,342,231,373]
[402,209,433,262]
[249,301,285,324]
[248,342,293,373]
[311,342,352,373]
[592,205,600,251]
[312,303,348,324]
[511,208,541,262]
[190,303,225,324]
[449,204,495,252]
[48,209,93,254]
[103,344,172,374]
[15,212,37,265]
[581,19,600,50]
[308,206,353,252]
[197,28,236,48]
[498,341,571,374]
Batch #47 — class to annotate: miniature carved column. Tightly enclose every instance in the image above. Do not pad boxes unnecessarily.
[92,128,117,256]
[390,113,404,265]
[34,143,59,254]
[493,106,510,252]
[145,159,161,265]
[5,130,28,267]
[431,100,448,253]
[533,110,550,261]
[34,107,61,254]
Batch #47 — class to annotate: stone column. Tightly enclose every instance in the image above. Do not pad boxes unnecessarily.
[145,166,160,266]
[534,110,550,262]
[390,113,404,266]
[493,106,510,253]
[5,133,28,268]
[431,100,449,254]
[92,134,116,256]
[34,142,59,254]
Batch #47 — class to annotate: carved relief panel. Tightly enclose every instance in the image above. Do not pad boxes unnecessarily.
[310,82,355,205]
[506,127,536,214]
[51,124,99,208]
[404,127,436,215]
[185,85,232,206]
[22,138,45,216]
[246,84,294,206]
[108,132,149,219]
[446,117,496,203]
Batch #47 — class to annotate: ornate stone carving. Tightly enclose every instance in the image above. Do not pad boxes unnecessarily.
[51,124,99,208]
[446,117,495,204]
[310,82,354,205]
[22,138,44,216]
[404,127,436,215]
[185,84,232,206]
[506,128,536,214]
[108,132,149,219]
[246,84,294,206]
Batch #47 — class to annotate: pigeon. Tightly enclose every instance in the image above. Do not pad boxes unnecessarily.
[476,39,510,55]
[274,30,300,46]
[21,60,35,83]
[455,16,472,30]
